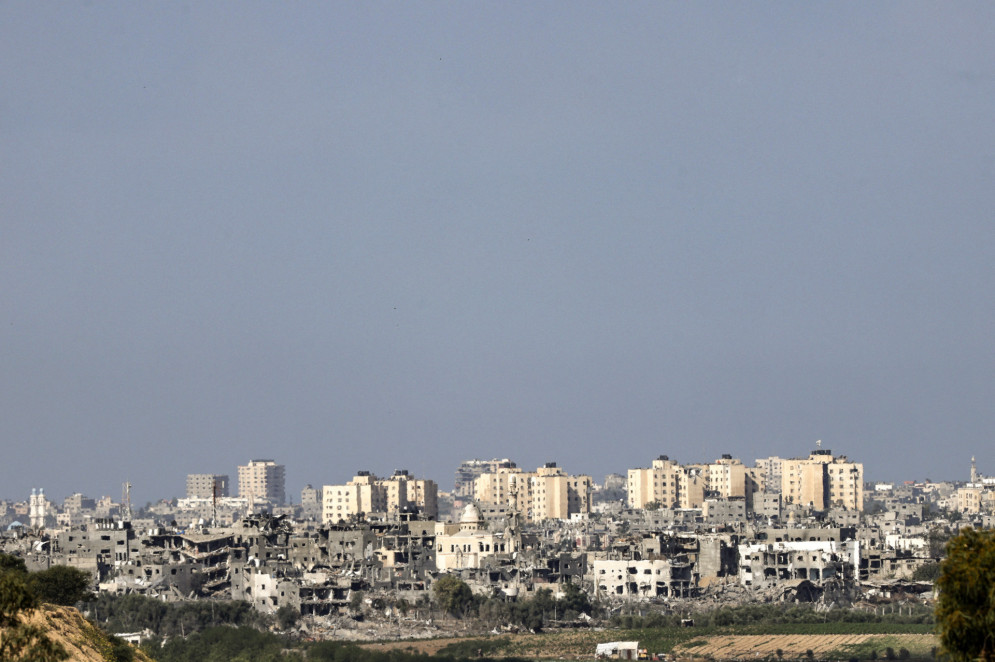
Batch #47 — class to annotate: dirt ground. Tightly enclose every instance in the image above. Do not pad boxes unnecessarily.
[9,605,154,662]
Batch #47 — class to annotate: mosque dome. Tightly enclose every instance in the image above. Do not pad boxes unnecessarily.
[460,502,483,524]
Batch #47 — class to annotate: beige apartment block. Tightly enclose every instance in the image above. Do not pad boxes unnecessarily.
[475,463,591,523]
[237,459,286,505]
[322,470,438,524]
[627,456,681,509]
[322,472,383,524]
[382,470,438,519]
[629,455,754,511]
[454,458,518,498]
[706,456,747,498]
[781,450,863,511]
[567,474,593,515]
[474,466,523,509]
[530,470,569,521]
[403,476,439,520]
[782,460,828,510]
[954,485,994,514]
[678,467,706,509]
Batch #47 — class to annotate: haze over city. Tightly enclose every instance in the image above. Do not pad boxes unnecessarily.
[2,3,994,505]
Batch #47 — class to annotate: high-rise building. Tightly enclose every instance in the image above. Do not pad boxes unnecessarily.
[454,458,517,498]
[321,470,438,524]
[754,456,785,494]
[628,455,751,511]
[237,459,286,505]
[186,474,230,499]
[475,462,591,523]
[627,456,682,509]
[781,449,863,511]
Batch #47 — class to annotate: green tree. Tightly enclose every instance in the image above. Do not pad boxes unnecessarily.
[935,527,995,662]
[912,561,941,583]
[432,575,473,617]
[558,581,592,616]
[276,604,301,631]
[27,565,94,606]
[0,552,28,576]
[0,572,69,661]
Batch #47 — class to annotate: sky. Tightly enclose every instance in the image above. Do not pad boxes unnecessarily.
[2,3,994,505]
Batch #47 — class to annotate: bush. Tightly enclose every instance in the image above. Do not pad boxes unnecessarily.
[936,528,995,662]
[433,575,474,617]
[27,565,94,606]
[277,604,301,630]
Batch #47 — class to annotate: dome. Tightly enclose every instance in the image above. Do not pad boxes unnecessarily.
[459,502,483,524]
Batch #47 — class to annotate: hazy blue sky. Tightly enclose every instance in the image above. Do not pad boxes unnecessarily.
[2,3,994,504]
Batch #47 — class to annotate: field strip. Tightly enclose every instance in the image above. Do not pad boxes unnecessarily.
[672,633,938,659]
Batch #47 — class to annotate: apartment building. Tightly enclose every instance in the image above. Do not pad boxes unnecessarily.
[780,450,863,511]
[474,463,591,523]
[754,456,785,494]
[955,484,995,514]
[186,474,230,499]
[321,470,438,524]
[380,470,439,519]
[237,460,286,506]
[453,458,517,498]
[628,455,749,511]
[627,456,682,509]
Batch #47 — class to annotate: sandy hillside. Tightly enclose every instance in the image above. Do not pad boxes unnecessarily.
[3,604,153,662]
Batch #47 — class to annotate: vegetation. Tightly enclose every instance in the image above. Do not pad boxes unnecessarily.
[0,553,29,575]
[0,553,70,661]
[433,575,474,617]
[151,625,297,662]
[148,628,535,662]
[438,604,935,661]
[829,637,932,661]
[911,561,941,583]
[935,527,995,662]
[276,603,301,630]
[27,565,95,606]
[610,603,934,630]
[88,592,272,637]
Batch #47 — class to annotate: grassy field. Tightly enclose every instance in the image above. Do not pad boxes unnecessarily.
[361,622,938,661]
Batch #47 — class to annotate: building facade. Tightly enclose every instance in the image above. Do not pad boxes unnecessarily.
[781,450,863,511]
[237,460,286,506]
[186,474,230,499]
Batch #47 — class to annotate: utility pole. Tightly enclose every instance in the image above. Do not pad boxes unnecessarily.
[213,477,219,529]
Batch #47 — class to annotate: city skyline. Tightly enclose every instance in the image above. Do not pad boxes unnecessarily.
[2,447,984,506]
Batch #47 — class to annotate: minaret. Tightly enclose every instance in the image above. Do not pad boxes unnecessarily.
[971,456,978,484]
[29,488,46,530]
